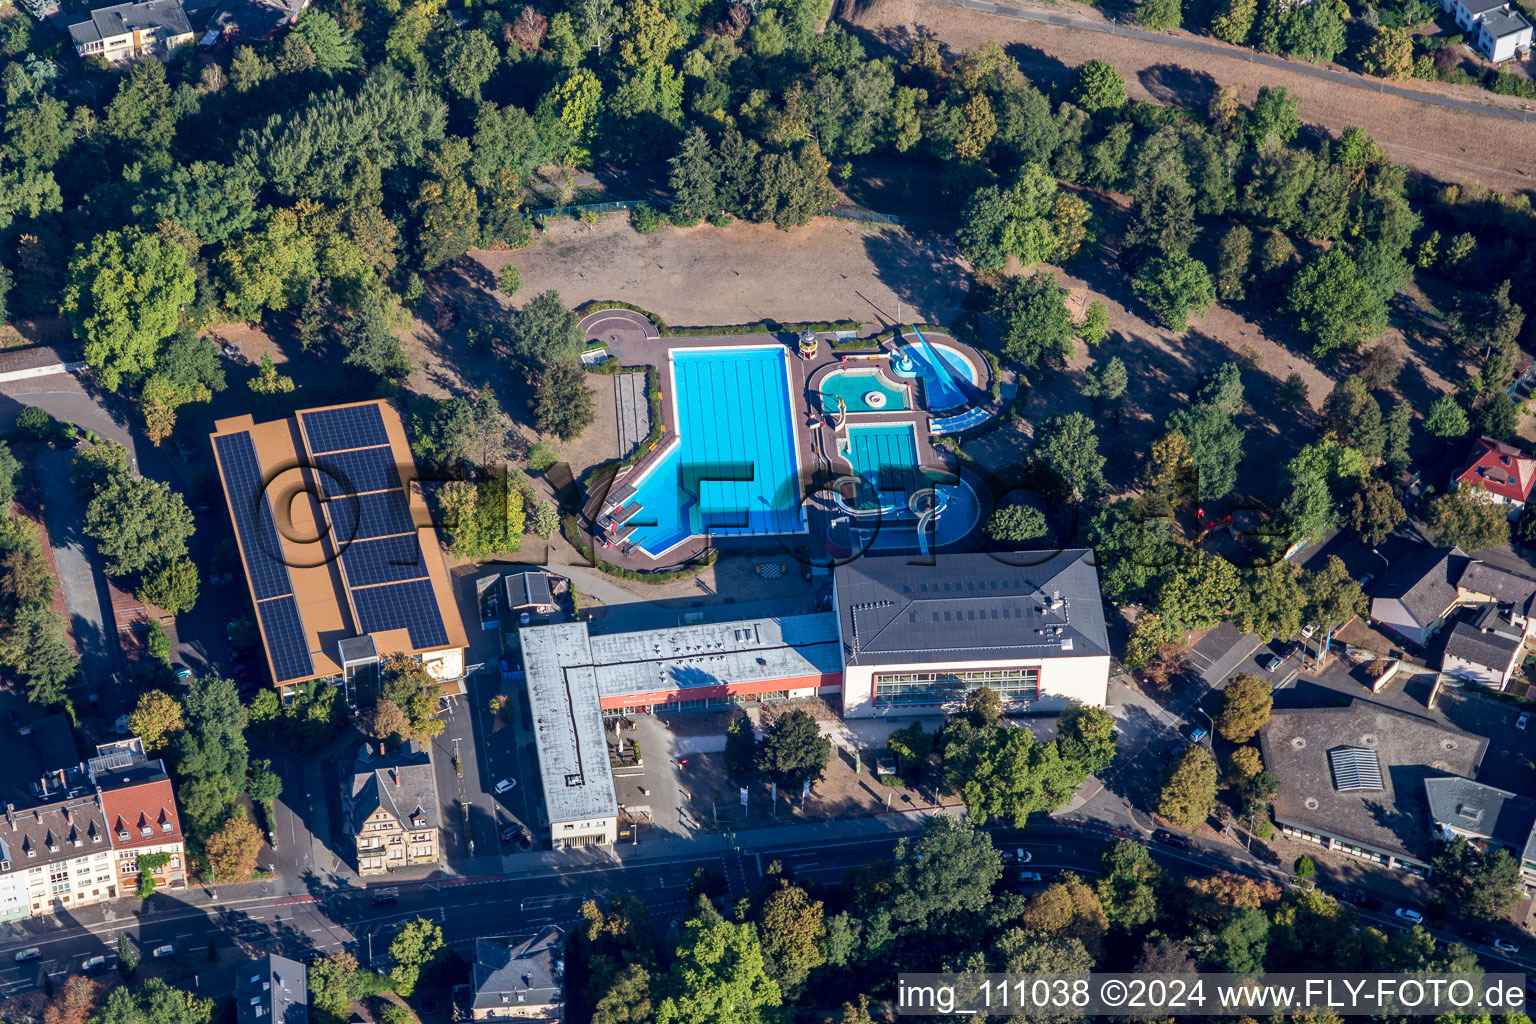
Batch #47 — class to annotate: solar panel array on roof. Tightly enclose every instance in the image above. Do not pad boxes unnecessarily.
[326,489,415,542]
[213,432,294,601]
[353,579,449,649]
[314,446,401,498]
[1328,746,1385,792]
[342,535,429,586]
[301,404,389,455]
[257,595,315,682]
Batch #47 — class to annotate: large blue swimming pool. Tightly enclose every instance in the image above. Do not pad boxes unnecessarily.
[622,347,803,556]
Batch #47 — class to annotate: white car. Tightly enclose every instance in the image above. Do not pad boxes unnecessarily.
[1003,848,1032,864]
[1018,871,1044,883]
[13,948,39,962]
[1394,907,1424,924]
[80,955,108,971]
[1517,713,1530,731]
[494,779,517,794]
[1494,939,1521,954]
[152,944,176,959]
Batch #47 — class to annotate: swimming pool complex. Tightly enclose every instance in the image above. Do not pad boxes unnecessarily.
[621,347,803,557]
[892,338,977,412]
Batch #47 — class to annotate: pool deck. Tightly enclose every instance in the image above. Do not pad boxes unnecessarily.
[574,309,994,570]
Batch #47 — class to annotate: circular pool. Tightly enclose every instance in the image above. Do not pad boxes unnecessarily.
[864,391,888,409]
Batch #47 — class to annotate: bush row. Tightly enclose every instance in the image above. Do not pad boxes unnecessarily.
[559,515,718,584]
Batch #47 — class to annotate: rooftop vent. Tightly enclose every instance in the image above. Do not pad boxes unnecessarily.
[564,774,585,788]
[1456,803,1482,823]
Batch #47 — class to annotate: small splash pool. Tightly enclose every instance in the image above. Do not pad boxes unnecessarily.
[891,337,978,412]
[821,368,908,414]
[838,424,979,548]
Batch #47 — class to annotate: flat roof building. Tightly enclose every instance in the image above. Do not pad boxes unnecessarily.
[210,401,468,696]
[834,549,1111,717]
[1261,700,1487,874]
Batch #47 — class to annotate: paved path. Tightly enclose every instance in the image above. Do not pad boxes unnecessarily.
[945,0,1536,127]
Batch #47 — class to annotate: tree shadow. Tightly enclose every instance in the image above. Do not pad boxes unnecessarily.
[1136,64,1220,114]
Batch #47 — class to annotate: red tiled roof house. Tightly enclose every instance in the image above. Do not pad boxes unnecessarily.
[99,769,186,896]
[1453,436,1536,512]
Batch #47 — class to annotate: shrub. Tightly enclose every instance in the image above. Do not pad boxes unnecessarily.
[498,265,521,296]
[1295,854,1315,877]
[630,203,670,234]
[526,439,558,472]
[15,406,53,440]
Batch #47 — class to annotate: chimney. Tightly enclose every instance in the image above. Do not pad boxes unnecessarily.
[378,743,385,757]
[5,804,12,831]
[392,768,400,788]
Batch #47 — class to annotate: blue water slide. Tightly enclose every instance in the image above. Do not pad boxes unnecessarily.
[905,326,966,411]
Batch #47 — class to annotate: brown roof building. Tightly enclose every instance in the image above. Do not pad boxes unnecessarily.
[210,401,468,696]
[99,765,186,894]
[0,796,118,918]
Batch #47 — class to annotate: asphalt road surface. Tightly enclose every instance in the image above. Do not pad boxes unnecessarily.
[2,823,1529,999]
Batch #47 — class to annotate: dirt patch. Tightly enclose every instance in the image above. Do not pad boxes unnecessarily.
[845,0,1536,197]
[474,214,972,328]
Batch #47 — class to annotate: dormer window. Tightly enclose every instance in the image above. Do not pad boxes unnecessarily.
[161,822,172,832]
[117,831,129,841]
[140,826,152,837]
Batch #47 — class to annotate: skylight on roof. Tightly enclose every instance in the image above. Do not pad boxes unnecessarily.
[1328,746,1384,792]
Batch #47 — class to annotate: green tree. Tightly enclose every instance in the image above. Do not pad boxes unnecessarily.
[135,162,259,245]
[1057,704,1118,775]
[1305,555,1367,634]
[129,689,184,752]
[1080,355,1128,404]
[1211,0,1257,43]
[653,903,780,1024]
[1033,412,1107,497]
[293,10,360,75]
[1358,26,1413,80]
[1215,224,1252,301]
[1157,745,1218,828]
[757,884,825,992]
[508,290,583,369]
[986,504,1049,543]
[1,606,79,709]
[137,557,200,615]
[997,270,1073,365]
[61,228,196,391]
[1248,85,1301,148]
[441,28,498,100]
[84,474,194,577]
[1281,0,1346,62]
[1133,252,1215,333]
[1097,839,1163,930]
[669,126,719,224]
[248,352,296,396]
[1231,560,1306,641]
[888,816,1003,929]
[1165,404,1244,501]
[1424,395,1470,440]
[1425,487,1511,551]
[388,917,444,997]
[1287,247,1387,356]
[90,978,212,1024]
[724,714,757,776]
[1137,0,1182,29]
[1079,300,1110,346]
[1341,477,1405,546]
[308,953,360,1024]
[1384,402,1413,472]
[531,361,596,441]
[755,709,830,787]
[1320,375,1385,463]
[105,59,178,154]
[1072,60,1127,113]
[1432,836,1524,921]
[1216,672,1273,742]
[498,265,521,297]
[380,654,447,741]
[174,676,249,838]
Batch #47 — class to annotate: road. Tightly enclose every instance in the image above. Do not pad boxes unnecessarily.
[3,821,1529,999]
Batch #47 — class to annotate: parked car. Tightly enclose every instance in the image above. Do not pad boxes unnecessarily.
[501,824,533,849]
[152,945,175,959]
[1152,829,1190,848]
[1495,939,1521,953]
[1260,654,1283,673]
[1394,907,1424,924]
[1188,726,1208,743]
[1360,896,1383,911]
[1001,848,1032,864]
[80,956,109,971]
[13,948,39,962]
[1517,713,1530,731]
[494,778,517,794]
[370,888,399,905]
[298,950,323,966]
[174,666,192,680]
[1300,624,1316,639]
[1167,742,1189,757]
[1359,573,1376,588]
[1017,871,1044,883]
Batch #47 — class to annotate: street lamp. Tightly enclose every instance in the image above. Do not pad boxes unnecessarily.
[1196,707,1214,743]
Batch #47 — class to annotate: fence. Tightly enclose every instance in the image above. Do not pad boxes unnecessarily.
[532,199,651,222]
[828,205,903,225]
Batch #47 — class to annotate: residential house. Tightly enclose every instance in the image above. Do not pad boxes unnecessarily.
[470,928,565,1021]
[1370,546,1470,646]
[67,0,194,61]
[202,0,308,45]
[0,798,118,916]
[99,764,186,897]
[1454,436,1536,513]
[1455,560,1536,638]
[347,742,441,876]
[237,954,308,1024]
[1424,776,1536,888]
[1439,0,1534,60]
[1440,605,1526,688]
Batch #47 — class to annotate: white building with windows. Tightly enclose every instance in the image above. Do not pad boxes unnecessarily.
[1,798,117,917]
[834,549,1111,718]
[1439,0,1533,61]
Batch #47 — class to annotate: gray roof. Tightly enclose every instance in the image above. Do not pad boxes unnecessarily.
[0,797,111,871]
[1482,8,1532,36]
[1456,561,1536,610]
[1260,700,1486,864]
[349,741,439,833]
[337,635,378,666]
[1442,620,1523,673]
[520,623,620,826]
[1462,0,1514,14]
[237,954,308,1024]
[833,549,1109,666]
[1375,546,1468,629]
[68,0,192,44]
[586,613,841,698]
[505,570,555,610]
[472,929,564,1011]
[1425,777,1536,849]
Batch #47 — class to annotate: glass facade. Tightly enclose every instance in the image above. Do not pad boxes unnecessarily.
[872,666,1040,707]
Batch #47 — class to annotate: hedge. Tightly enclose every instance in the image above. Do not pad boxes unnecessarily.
[560,515,718,584]
[660,318,864,339]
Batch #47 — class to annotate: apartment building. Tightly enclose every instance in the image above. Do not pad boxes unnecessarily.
[67,0,194,61]
[100,765,186,896]
[348,742,441,876]
[1,798,118,917]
